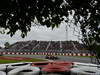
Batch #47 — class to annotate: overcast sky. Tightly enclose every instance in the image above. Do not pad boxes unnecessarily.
[0,23,81,47]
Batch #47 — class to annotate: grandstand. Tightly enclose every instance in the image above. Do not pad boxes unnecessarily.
[2,40,89,54]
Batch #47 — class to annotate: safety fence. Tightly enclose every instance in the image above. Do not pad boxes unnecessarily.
[0,52,95,56]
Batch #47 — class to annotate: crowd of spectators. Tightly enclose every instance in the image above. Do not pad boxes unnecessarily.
[48,41,60,50]
[2,40,89,53]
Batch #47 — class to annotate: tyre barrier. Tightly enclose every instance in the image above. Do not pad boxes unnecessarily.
[0,52,95,56]
[73,62,98,67]
[8,66,40,75]
[70,66,100,75]
[71,62,100,75]
[7,62,31,71]
[0,61,100,75]
[18,67,40,75]
[0,64,6,71]
[0,71,6,75]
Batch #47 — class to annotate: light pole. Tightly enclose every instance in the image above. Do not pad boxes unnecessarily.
[66,25,68,41]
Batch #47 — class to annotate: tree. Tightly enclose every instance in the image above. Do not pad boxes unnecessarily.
[65,0,100,63]
[0,0,100,61]
[0,0,66,37]
[0,0,100,38]
[68,0,100,63]
[4,42,10,49]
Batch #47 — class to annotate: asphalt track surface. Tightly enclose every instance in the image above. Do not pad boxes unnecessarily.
[4,55,93,63]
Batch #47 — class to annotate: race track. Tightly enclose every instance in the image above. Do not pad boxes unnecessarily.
[4,55,94,63]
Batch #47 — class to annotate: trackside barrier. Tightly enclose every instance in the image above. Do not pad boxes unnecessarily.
[77,53,81,56]
[73,53,76,56]
[0,52,95,56]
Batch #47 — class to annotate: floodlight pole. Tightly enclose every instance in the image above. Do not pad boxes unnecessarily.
[66,25,68,41]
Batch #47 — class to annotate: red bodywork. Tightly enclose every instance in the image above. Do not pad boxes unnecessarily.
[41,63,70,72]
[53,61,73,67]
[32,61,50,67]
[32,61,73,72]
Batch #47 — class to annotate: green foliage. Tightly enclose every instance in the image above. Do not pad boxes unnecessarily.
[69,0,100,59]
[0,0,99,39]
[4,42,10,48]
[0,0,66,37]
[95,45,100,58]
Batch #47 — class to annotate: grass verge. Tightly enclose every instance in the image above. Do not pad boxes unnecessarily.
[0,57,46,64]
